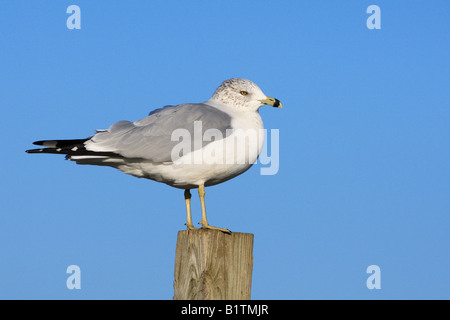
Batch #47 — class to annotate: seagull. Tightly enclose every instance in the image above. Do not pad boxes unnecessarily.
[26,78,282,233]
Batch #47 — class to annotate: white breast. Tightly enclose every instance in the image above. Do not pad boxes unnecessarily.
[116,107,265,189]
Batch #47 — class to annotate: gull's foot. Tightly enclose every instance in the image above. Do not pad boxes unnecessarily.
[185,222,198,230]
[199,222,232,234]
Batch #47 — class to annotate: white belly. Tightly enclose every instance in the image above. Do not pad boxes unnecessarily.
[117,110,265,189]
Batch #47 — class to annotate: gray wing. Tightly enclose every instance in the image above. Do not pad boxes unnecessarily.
[84,103,232,163]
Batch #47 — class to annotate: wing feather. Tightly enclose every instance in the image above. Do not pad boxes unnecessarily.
[84,103,232,163]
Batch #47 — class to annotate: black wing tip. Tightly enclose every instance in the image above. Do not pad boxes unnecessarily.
[26,137,124,158]
[25,148,46,154]
[32,140,46,146]
[25,146,124,158]
[32,138,91,147]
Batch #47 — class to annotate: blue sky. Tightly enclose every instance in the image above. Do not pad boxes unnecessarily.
[0,1,448,299]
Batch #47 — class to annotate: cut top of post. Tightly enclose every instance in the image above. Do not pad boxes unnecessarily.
[173,229,254,300]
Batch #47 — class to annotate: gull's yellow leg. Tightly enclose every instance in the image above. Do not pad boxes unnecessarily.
[198,185,231,234]
[184,189,196,230]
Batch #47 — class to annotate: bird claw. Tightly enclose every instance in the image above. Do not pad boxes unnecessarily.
[185,223,198,230]
[198,222,232,234]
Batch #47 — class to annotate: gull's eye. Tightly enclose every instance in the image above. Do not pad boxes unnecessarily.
[240,91,248,96]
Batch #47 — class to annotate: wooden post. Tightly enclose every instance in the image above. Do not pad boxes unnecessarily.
[173,229,254,300]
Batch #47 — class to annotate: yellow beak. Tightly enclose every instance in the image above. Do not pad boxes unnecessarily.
[259,96,282,108]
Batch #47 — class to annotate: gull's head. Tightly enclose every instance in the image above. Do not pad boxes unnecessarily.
[209,78,282,111]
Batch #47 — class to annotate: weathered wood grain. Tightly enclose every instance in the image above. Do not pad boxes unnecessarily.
[173,229,254,300]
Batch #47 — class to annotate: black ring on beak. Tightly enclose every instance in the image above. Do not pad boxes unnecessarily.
[273,99,281,108]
